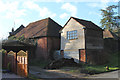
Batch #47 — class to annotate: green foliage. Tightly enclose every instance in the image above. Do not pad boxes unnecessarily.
[0,49,6,53]
[61,52,120,74]
[17,34,25,41]
[8,36,17,40]
[106,51,120,67]
[8,35,36,45]
[27,74,38,80]
[112,27,120,36]
[29,59,51,68]
[8,34,25,41]
[7,62,11,71]
[100,5,120,30]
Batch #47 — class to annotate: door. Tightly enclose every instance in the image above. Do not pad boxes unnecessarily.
[60,50,64,58]
[79,49,86,62]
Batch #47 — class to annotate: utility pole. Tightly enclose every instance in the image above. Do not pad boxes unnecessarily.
[118,1,120,16]
[118,1,120,37]
[118,1,120,27]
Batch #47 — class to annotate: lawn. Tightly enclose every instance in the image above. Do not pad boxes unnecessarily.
[29,59,51,68]
[29,51,119,75]
[61,51,120,75]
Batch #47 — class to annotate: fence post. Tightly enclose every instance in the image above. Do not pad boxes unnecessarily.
[14,52,17,74]
[26,51,28,77]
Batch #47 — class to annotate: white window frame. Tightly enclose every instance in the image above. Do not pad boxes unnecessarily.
[67,30,77,40]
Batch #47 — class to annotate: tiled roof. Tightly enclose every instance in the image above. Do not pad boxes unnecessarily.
[60,17,103,32]
[9,25,25,37]
[72,17,102,30]
[103,29,119,40]
[15,17,62,38]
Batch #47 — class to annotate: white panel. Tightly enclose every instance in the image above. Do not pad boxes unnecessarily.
[25,57,27,64]
[64,49,79,63]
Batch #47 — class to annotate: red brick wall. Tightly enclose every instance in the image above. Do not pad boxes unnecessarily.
[47,37,60,60]
[35,37,48,60]
[35,37,60,60]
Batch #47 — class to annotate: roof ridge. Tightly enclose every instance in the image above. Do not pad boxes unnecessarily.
[47,17,62,28]
[71,17,90,22]
[71,17,102,30]
[26,17,50,28]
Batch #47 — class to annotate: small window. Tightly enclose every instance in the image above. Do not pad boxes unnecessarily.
[67,30,77,40]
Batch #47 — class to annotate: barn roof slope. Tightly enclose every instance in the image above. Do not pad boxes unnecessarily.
[9,25,25,37]
[15,17,62,38]
[60,17,103,32]
[72,17,102,30]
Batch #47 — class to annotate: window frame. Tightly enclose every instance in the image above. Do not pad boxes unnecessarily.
[67,30,78,40]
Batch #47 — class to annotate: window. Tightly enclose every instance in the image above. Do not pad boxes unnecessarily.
[67,30,77,40]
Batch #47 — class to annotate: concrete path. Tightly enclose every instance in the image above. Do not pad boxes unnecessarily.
[30,66,120,79]
[88,70,120,78]
[29,66,88,78]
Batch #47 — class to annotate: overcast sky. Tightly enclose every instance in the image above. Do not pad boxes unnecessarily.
[0,0,119,39]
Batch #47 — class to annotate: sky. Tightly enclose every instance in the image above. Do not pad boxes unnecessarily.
[0,0,119,39]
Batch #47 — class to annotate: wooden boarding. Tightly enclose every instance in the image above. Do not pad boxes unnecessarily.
[7,51,16,73]
[17,50,28,77]
[79,49,86,62]
[3,50,28,77]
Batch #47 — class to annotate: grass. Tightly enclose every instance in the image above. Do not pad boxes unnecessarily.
[27,73,39,80]
[29,59,51,68]
[82,65,119,74]
[106,52,119,67]
[29,51,119,75]
[61,51,120,75]
[82,51,120,74]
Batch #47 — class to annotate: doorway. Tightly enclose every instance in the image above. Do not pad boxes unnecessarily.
[79,49,86,62]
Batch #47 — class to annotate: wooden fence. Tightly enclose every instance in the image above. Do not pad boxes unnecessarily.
[3,50,28,77]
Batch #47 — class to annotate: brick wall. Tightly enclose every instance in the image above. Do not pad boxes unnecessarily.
[35,37,60,60]
[47,37,60,60]
[35,37,48,60]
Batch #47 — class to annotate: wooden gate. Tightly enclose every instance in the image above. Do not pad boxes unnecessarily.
[7,51,16,73]
[17,50,28,77]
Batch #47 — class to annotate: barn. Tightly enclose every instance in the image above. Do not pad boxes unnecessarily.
[15,17,62,60]
[60,17,104,64]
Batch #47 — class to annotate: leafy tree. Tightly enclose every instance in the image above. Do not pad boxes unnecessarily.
[100,5,120,30]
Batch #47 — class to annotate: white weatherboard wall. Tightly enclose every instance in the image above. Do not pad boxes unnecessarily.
[64,49,79,63]
[61,18,85,63]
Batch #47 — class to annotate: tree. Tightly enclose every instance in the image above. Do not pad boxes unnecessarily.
[100,5,120,30]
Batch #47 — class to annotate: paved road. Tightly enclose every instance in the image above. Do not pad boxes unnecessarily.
[29,66,89,78]
[88,70,120,78]
[30,66,120,80]
[2,73,24,78]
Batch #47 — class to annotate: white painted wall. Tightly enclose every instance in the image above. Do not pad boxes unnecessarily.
[61,18,85,50]
[60,18,85,63]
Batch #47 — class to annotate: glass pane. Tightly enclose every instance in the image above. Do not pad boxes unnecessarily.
[68,37,69,39]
